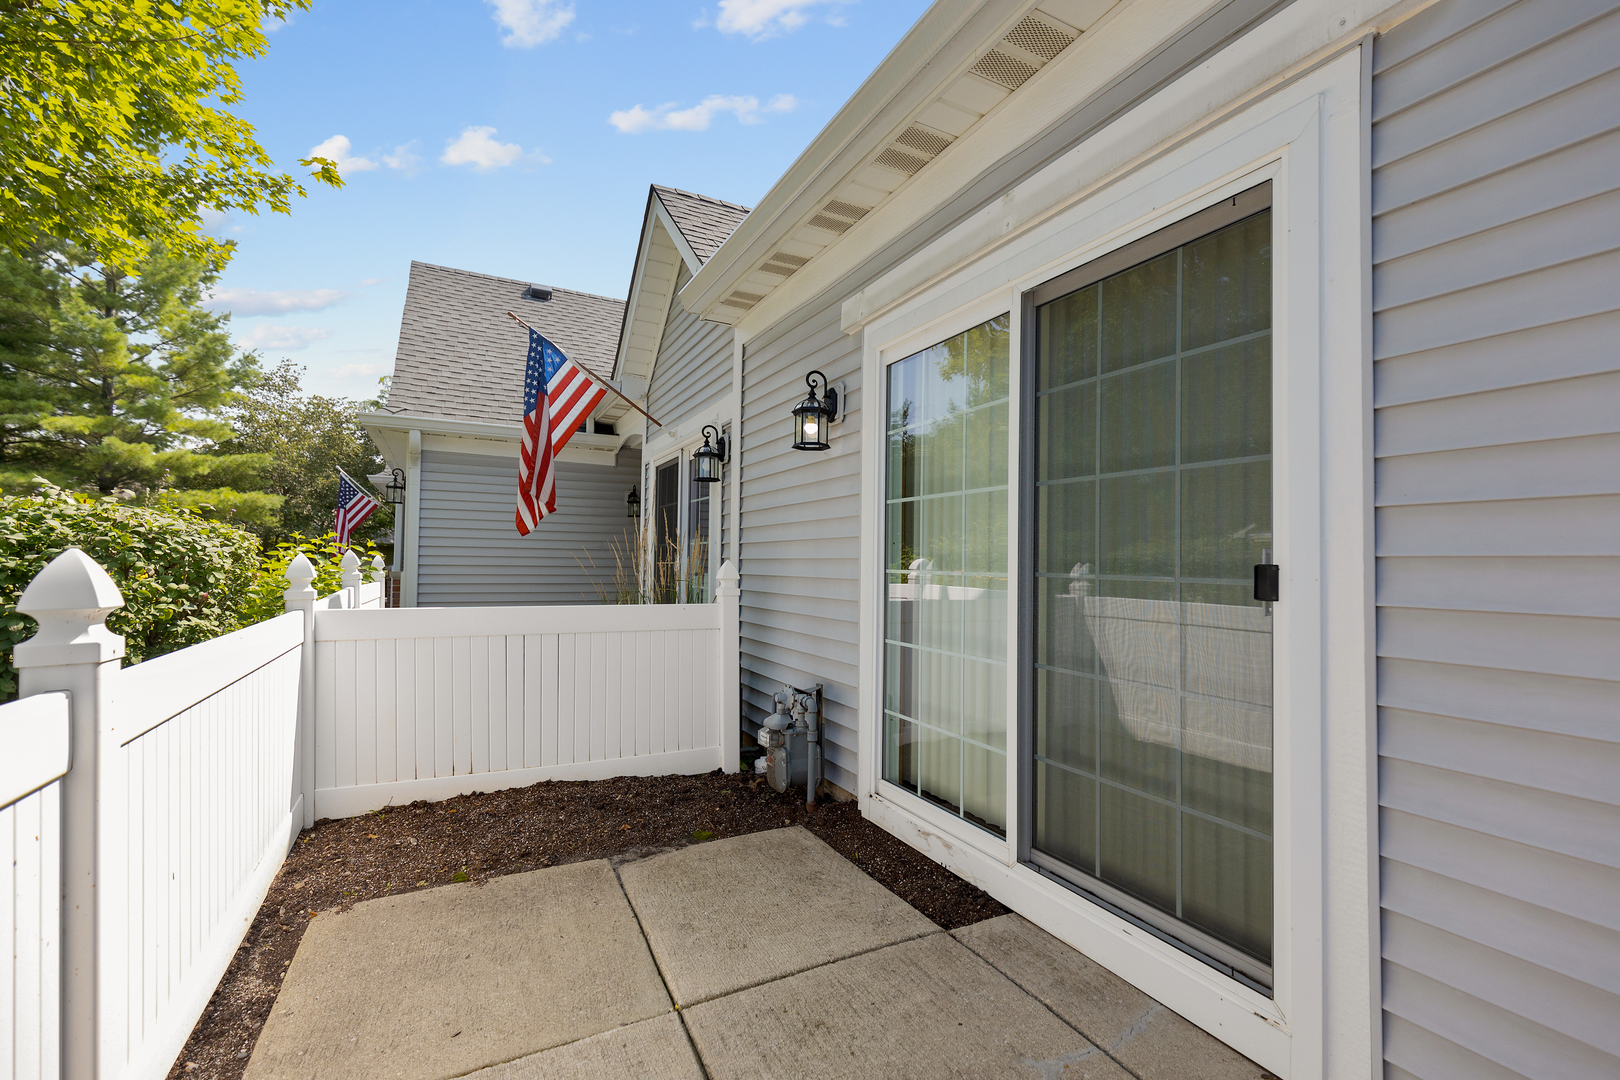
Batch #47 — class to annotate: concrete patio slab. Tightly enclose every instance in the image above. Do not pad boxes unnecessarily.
[954,915,1271,1080]
[463,1014,704,1080]
[683,933,1134,1080]
[243,860,671,1080]
[619,826,937,1005]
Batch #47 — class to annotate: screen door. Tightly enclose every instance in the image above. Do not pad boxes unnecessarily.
[1024,185,1275,986]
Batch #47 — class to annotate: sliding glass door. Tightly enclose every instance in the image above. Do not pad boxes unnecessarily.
[1025,189,1275,986]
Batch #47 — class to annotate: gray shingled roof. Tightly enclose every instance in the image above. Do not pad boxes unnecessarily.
[653,186,751,265]
[383,262,625,425]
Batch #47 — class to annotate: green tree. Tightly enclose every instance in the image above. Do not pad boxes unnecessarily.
[0,240,279,526]
[218,360,390,544]
[0,0,341,270]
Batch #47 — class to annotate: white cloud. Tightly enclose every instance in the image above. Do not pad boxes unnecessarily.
[487,0,575,47]
[333,363,387,378]
[609,93,797,133]
[307,135,378,174]
[359,278,382,287]
[236,326,333,351]
[713,0,839,39]
[441,126,537,170]
[204,288,350,316]
[381,142,424,175]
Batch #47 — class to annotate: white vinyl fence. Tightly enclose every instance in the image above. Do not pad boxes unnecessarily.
[0,693,70,1080]
[2,546,739,1080]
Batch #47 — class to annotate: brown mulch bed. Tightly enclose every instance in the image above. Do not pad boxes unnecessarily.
[167,771,1008,1079]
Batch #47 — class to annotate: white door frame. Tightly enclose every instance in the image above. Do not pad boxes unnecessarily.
[853,47,1374,1080]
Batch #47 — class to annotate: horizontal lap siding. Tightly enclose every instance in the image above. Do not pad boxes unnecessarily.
[647,271,733,424]
[418,449,639,606]
[738,303,863,795]
[1372,2,1620,1077]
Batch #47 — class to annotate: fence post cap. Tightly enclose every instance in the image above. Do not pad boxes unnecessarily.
[284,552,317,603]
[14,547,126,667]
[716,559,739,598]
[371,554,386,571]
[340,549,361,571]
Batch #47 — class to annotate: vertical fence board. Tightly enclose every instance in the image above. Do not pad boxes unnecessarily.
[354,640,377,788]
[376,641,397,785]
[415,638,436,780]
[334,640,357,789]
[578,636,596,762]
[590,635,610,762]
[524,635,545,769]
[634,631,651,757]
[557,635,576,766]
[435,638,454,778]
[397,639,419,782]
[505,637,524,771]
[315,643,338,791]
[604,634,622,761]
[470,636,490,775]
[539,634,559,768]
[486,638,505,774]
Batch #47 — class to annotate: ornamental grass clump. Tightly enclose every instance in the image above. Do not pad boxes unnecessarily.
[0,482,260,699]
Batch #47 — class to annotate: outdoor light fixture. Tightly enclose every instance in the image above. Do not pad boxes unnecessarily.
[626,486,641,518]
[791,370,839,451]
[691,425,727,483]
[384,468,407,506]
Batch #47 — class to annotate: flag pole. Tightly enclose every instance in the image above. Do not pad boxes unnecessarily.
[507,311,664,428]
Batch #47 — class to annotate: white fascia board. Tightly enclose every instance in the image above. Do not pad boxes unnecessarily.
[651,195,705,275]
[360,411,627,465]
[613,189,665,382]
[681,0,999,319]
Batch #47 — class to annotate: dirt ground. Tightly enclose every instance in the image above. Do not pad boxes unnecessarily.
[166,771,1008,1079]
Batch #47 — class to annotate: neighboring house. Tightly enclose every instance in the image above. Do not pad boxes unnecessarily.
[362,262,640,607]
[656,0,1616,1078]
[614,186,751,604]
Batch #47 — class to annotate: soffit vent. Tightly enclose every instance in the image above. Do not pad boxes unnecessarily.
[809,213,858,234]
[823,200,872,222]
[894,125,954,157]
[971,48,1040,91]
[1003,15,1075,60]
[874,146,931,175]
[721,290,765,310]
[759,251,811,277]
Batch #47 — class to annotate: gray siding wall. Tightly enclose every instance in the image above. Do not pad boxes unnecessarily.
[418,448,641,606]
[737,305,864,796]
[1372,2,1620,1077]
[647,267,734,425]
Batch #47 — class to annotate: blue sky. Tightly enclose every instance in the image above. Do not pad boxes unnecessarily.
[204,0,932,398]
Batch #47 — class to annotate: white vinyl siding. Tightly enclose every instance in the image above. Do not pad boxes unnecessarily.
[1372,1,1620,1077]
[417,449,641,607]
[647,267,733,425]
[737,303,863,796]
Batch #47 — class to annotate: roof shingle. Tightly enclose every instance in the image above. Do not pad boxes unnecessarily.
[384,261,625,425]
[653,186,751,265]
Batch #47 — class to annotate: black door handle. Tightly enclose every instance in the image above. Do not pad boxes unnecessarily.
[1254,564,1280,603]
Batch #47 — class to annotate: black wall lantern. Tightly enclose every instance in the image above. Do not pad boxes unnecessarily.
[626,486,641,518]
[791,370,839,451]
[384,468,407,507]
[691,425,728,483]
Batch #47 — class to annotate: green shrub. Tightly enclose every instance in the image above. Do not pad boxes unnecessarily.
[238,532,383,625]
[1,485,262,699]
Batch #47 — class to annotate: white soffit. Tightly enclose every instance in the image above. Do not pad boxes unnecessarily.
[614,211,687,400]
[705,0,1120,322]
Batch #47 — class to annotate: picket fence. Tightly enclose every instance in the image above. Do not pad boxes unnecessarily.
[0,547,740,1080]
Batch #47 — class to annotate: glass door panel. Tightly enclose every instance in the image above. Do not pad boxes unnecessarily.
[883,315,1011,836]
[653,460,679,604]
[1028,203,1274,984]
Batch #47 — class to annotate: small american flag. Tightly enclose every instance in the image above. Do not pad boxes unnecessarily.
[335,469,381,546]
[517,328,607,535]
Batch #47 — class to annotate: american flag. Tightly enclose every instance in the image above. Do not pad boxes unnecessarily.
[517,328,607,535]
[335,469,381,546]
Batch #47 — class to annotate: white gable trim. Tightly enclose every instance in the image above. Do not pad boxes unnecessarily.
[614,194,706,401]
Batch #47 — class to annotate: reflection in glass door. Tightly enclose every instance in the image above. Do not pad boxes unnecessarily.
[883,316,1011,835]
[1026,192,1274,985]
